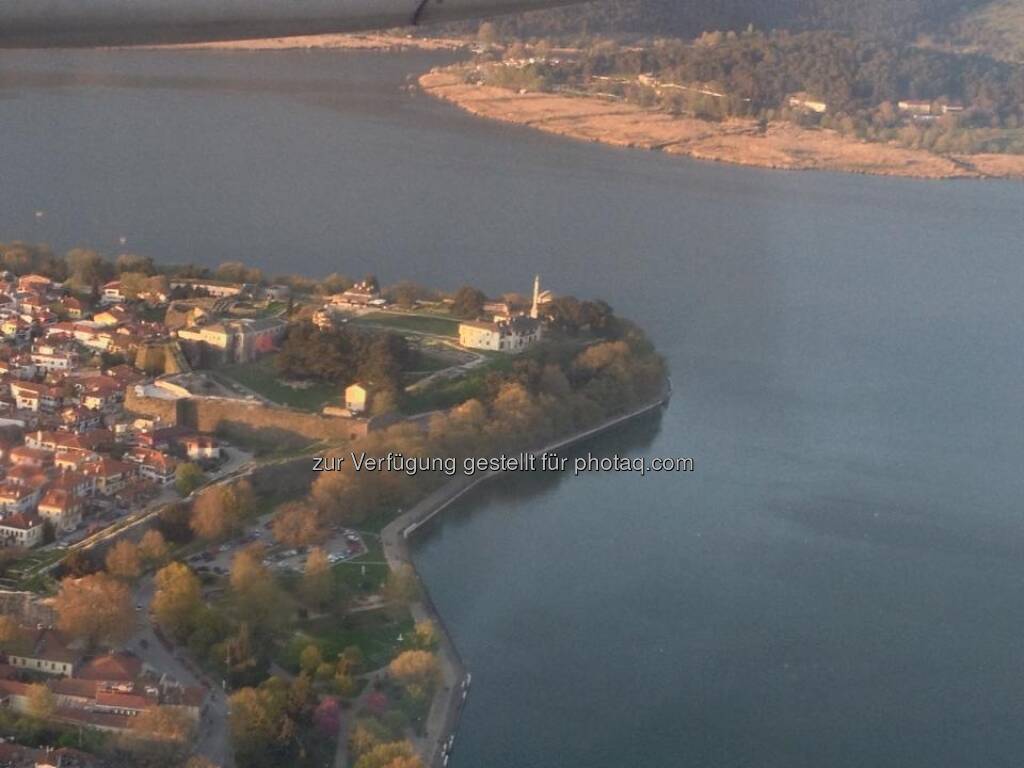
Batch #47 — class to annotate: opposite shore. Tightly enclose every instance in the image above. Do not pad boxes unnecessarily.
[379,379,672,766]
[419,67,1024,181]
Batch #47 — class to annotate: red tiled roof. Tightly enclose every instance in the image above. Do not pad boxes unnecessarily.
[77,653,142,683]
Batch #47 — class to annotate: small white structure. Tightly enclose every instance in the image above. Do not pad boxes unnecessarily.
[345,382,370,414]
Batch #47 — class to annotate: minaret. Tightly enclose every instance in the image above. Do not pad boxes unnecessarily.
[530,275,540,319]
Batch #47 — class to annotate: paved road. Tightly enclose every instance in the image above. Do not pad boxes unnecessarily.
[132,579,233,767]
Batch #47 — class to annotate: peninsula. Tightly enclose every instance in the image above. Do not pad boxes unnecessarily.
[419,66,1024,180]
[0,244,669,768]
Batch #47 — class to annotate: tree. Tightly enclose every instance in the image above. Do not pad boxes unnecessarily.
[156,502,194,545]
[271,502,322,549]
[0,614,19,643]
[300,547,334,609]
[116,253,155,275]
[133,705,195,742]
[175,462,205,497]
[139,529,170,566]
[353,741,423,768]
[65,248,107,292]
[388,651,441,693]
[118,271,150,300]
[299,644,322,676]
[61,548,99,578]
[313,696,341,737]
[229,546,285,635]
[412,620,438,650]
[229,681,299,768]
[190,480,252,541]
[450,286,487,319]
[105,539,142,582]
[54,573,134,648]
[25,683,56,720]
[152,562,202,640]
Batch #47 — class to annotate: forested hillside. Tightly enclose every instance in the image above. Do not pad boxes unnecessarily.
[446,0,994,42]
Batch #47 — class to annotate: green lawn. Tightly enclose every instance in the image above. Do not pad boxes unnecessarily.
[218,355,339,411]
[357,312,460,338]
[278,608,414,672]
[403,353,513,413]
[333,535,389,593]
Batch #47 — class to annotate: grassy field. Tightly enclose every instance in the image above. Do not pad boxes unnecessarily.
[357,312,460,338]
[278,607,414,672]
[218,355,339,412]
[403,353,513,413]
[333,534,389,593]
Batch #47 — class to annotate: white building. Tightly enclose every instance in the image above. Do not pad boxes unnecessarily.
[459,316,542,353]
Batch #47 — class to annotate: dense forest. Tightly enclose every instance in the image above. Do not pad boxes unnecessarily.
[472,26,1024,153]
[568,30,1024,117]
[444,0,995,43]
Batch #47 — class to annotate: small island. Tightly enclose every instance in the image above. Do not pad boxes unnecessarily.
[0,241,668,768]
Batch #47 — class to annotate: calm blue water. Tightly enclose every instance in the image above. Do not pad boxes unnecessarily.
[3,48,1024,767]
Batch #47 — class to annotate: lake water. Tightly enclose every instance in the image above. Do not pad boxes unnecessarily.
[3,49,1024,768]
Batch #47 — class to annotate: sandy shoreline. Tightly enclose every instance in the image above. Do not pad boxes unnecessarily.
[379,384,671,766]
[419,68,1024,181]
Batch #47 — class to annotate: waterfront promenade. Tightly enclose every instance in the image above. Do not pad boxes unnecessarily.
[379,382,671,766]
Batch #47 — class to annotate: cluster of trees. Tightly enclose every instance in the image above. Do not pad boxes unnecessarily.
[584,30,1022,117]
[452,0,992,44]
[308,325,665,532]
[229,675,321,768]
[275,322,411,396]
[492,27,1024,153]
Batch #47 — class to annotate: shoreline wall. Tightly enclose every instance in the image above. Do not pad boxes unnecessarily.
[380,382,671,767]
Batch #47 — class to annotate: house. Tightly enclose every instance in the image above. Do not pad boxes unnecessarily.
[60,405,103,433]
[185,436,221,461]
[331,280,382,307]
[101,280,125,304]
[898,99,932,115]
[10,381,63,412]
[59,295,87,318]
[79,377,125,411]
[788,92,828,114]
[77,652,143,684]
[17,274,53,293]
[31,345,79,372]
[0,512,45,548]
[1,317,32,344]
[5,465,48,491]
[83,458,134,495]
[20,294,51,317]
[51,470,96,499]
[93,306,129,327]
[9,445,54,469]
[2,627,78,676]
[37,488,83,533]
[458,316,542,352]
[169,279,245,298]
[124,447,178,484]
[262,284,291,301]
[0,483,42,516]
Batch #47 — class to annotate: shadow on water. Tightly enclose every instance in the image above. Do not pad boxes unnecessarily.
[413,407,666,543]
